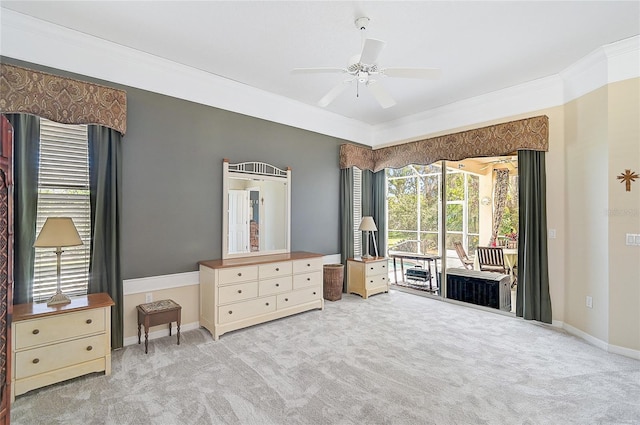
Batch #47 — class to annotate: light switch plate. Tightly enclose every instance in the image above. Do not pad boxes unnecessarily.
[549,229,556,239]
[635,235,640,246]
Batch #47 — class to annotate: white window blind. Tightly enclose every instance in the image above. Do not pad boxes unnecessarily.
[33,118,90,302]
[353,167,362,256]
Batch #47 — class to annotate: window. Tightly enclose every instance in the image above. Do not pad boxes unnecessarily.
[33,118,90,301]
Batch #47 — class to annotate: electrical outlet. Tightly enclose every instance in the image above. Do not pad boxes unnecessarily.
[635,235,640,246]
[627,234,635,246]
[549,229,557,239]
[145,293,153,303]
[586,296,593,309]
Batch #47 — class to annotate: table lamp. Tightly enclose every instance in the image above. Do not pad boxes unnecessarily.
[358,216,378,259]
[34,217,83,306]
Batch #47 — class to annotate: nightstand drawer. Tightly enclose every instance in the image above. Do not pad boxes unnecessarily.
[14,309,106,350]
[218,281,258,305]
[14,334,107,379]
[365,261,388,276]
[366,274,388,288]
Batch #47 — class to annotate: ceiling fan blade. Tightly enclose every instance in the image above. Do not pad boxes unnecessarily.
[382,68,442,79]
[359,38,386,64]
[318,80,352,107]
[292,67,348,74]
[366,80,396,109]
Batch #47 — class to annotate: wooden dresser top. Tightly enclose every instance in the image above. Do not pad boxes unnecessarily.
[199,251,323,270]
[13,293,115,322]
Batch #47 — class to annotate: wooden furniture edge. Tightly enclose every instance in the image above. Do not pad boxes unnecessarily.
[13,293,115,322]
[199,251,323,269]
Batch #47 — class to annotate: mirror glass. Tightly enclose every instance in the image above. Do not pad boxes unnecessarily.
[223,161,290,259]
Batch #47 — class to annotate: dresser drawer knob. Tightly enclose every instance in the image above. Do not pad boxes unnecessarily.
[32,329,39,335]
[284,298,289,302]
[86,319,93,324]
[275,283,280,287]
[307,263,311,267]
[237,272,242,276]
[86,346,93,351]
[307,278,311,281]
[313,292,316,295]
[32,358,39,364]
[275,267,280,271]
[237,289,242,294]
[228,310,233,315]
[265,302,270,306]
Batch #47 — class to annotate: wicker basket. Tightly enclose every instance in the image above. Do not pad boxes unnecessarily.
[323,264,344,301]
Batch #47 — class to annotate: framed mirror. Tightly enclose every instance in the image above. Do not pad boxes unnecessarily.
[222,159,291,259]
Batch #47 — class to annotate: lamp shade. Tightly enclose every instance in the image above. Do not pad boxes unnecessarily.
[34,217,83,248]
[358,216,377,232]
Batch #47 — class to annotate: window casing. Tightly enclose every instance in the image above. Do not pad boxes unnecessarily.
[33,118,90,302]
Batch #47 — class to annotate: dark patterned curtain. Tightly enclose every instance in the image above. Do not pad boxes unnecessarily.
[489,169,510,246]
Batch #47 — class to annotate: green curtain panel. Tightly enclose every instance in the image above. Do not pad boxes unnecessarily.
[339,167,354,292]
[516,150,552,323]
[372,170,387,256]
[6,114,40,305]
[88,125,123,349]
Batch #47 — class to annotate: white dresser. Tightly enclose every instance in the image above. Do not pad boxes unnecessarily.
[347,257,389,299]
[11,293,114,401]
[199,252,324,340]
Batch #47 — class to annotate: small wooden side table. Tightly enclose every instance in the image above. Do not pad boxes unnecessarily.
[137,299,181,354]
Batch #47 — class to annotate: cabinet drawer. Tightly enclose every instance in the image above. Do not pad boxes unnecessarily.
[219,266,258,285]
[365,261,388,277]
[15,309,106,350]
[259,276,292,296]
[277,286,322,308]
[15,334,107,379]
[218,281,258,305]
[218,296,277,324]
[258,261,292,279]
[293,271,323,289]
[292,257,323,274]
[366,274,388,288]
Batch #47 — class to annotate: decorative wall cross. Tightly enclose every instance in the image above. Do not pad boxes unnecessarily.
[617,169,639,192]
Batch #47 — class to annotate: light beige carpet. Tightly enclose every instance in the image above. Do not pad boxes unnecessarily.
[11,290,640,424]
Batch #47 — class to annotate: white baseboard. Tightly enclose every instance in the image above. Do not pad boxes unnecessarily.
[123,321,201,347]
[562,322,640,359]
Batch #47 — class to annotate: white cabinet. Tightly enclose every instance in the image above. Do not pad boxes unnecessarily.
[11,293,114,401]
[199,252,323,340]
[347,257,389,299]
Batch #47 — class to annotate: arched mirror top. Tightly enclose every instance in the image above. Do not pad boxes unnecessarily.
[222,159,291,260]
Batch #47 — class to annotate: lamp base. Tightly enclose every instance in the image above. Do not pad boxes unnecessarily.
[47,291,71,306]
[361,254,373,259]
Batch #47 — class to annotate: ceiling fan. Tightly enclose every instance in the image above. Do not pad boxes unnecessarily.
[292,17,441,109]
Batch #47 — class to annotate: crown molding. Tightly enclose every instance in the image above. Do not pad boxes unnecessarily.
[1,9,638,148]
[0,9,372,145]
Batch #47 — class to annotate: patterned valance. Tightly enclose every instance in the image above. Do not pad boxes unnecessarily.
[0,63,127,135]
[340,115,548,172]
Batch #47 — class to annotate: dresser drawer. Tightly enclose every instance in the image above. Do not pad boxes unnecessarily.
[366,274,388,288]
[14,334,107,379]
[218,296,277,324]
[258,261,292,279]
[365,261,388,277]
[292,257,323,274]
[218,281,258,305]
[15,309,106,350]
[219,266,258,285]
[277,286,322,308]
[259,276,293,296]
[293,271,323,289]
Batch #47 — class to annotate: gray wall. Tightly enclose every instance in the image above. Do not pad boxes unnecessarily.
[5,58,345,280]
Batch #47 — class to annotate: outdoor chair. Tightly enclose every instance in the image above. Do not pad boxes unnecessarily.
[453,241,474,270]
[476,246,507,274]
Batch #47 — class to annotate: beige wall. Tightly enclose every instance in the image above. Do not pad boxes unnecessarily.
[123,285,200,342]
[607,79,640,351]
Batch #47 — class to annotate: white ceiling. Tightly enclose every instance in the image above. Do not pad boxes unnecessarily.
[2,1,639,134]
